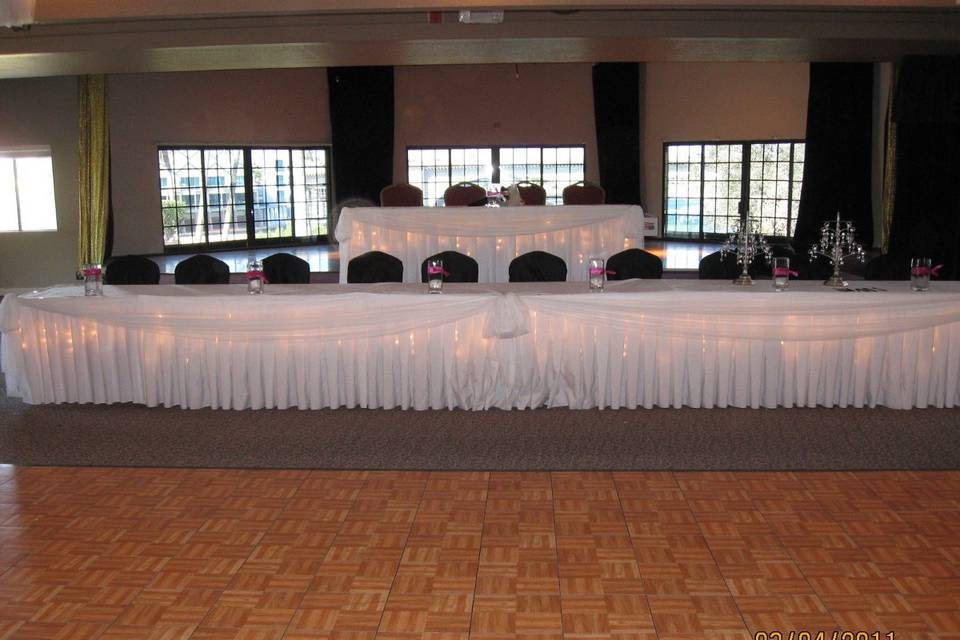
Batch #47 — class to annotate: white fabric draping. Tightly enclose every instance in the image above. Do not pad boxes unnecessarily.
[3,280,960,410]
[334,205,646,283]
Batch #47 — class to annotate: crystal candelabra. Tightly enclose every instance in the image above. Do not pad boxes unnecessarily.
[808,212,865,287]
[720,217,772,286]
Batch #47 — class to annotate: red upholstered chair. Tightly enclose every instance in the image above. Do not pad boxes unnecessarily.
[515,181,547,206]
[562,180,606,205]
[379,183,423,207]
[443,182,487,207]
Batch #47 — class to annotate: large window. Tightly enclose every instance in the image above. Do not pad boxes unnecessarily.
[0,146,57,232]
[159,146,330,248]
[407,145,585,206]
[664,140,805,239]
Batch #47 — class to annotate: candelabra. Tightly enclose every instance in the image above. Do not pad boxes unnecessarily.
[808,212,865,287]
[720,217,772,286]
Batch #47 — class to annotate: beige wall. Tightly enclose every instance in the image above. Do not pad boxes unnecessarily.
[0,76,79,288]
[109,68,331,255]
[395,63,600,185]
[643,62,809,222]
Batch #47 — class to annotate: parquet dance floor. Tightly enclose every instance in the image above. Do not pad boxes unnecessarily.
[0,467,958,639]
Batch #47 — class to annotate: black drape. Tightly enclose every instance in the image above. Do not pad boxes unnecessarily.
[592,63,641,205]
[327,66,394,226]
[886,56,960,279]
[792,63,874,251]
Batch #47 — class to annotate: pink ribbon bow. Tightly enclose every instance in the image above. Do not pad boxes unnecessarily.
[427,265,450,277]
[589,268,617,277]
[911,264,943,277]
[245,270,269,283]
[773,267,799,278]
[81,267,101,277]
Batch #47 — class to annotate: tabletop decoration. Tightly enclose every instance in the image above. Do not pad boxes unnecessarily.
[426,258,446,293]
[81,263,103,296]
[910,258,942,292]
[246,259,267,294]
[808,212,865,288]
[588,257,614,292]
[719,217,772,286]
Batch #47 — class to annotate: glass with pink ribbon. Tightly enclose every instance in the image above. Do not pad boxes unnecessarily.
[426,258,444,293]
[246,259,266,294]
[588,257,606,292]
[82,263,102,296]
[772,257,797,291]
[910,258,940,292]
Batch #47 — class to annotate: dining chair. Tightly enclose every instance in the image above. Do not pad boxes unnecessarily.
[104,255,161,285]
[419,251,479,283]
[174,254,231,284]
[508,251,567,282]
[379,183,424,207]
[347,251,403,283]
[515,181,547,206]
[562,181,605,205]
[606,248,663,280]
[697,251,741,280]
[443,182,487,207]
[263,252,311,284]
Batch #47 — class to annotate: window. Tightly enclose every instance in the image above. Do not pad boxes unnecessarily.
[663,140,805,239]
[407,145,585,206]
[158,146,331,248]
[0,146,58,232]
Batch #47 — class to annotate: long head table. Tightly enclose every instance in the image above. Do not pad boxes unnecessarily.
[334,204,648,283]
[3,280,960,410]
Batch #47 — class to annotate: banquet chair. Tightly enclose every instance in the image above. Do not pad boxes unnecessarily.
[515,181,547,206]
[263,252,311,284]
[791,254,834,280]
[562,181,605,205]
[864,254,909,280]
[509,251,567,282]
[174,254,230,284]
[379,183,423,207]
[419,251,479,283]
[698,251,742,280]
[347,251,403,283]
[443,182,487,207]
[606,248,663,280]
[104,255,161,285]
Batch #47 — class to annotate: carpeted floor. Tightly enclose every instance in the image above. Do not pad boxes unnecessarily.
[1,375,958,470]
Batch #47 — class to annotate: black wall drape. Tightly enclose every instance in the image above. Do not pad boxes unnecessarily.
[592,63,641,205]
[327,66,394,225]
[792,63,874,251]
[886,56,960,279]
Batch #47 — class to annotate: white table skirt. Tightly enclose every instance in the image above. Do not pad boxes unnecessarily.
[3,280,960,410]
[334,205,647,284]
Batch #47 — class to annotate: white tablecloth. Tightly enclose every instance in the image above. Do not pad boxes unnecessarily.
[3,280,960,410]
[334,205,647,284]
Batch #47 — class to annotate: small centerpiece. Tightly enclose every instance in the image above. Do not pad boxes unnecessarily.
[808,212,865,288]
[719,217,772,286]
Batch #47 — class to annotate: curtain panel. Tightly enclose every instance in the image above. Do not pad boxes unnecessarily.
[886,56,960,279]
[77,75,110,272]
[792,63,874,252]
[327,66,394,237]
[592,63,642,206]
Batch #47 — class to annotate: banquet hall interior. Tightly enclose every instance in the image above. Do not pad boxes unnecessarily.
[2,1,960,639]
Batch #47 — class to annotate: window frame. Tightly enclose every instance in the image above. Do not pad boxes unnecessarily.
[0,145,58,233]
[662,139,805,241]
[406,144,587,206]
[157,144,332,252]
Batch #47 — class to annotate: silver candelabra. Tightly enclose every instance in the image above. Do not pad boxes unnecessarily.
[720,217,772,286]
[808,212,865,287]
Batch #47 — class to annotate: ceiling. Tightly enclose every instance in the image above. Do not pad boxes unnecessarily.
[1,1,958,79]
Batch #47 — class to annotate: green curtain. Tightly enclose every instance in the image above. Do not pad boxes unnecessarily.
[77,75,110,272]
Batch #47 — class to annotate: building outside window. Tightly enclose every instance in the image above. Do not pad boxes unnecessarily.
[407,145,585,206]
[158,146,330,248]
[663,140,805,239]
[0,146,58,232]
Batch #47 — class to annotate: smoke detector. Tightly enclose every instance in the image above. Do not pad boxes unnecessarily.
[458,10,504,24]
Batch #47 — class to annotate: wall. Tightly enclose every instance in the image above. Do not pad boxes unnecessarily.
[109,68,331,255]
[643,62,809,222]
[0,76,79,288]
[394,63,600,185]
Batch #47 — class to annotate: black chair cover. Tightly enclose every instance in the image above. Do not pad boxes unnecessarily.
[698,251,742,280]
[174,254,230,284]
[864,253,910,280]
[790,254,835,280]
[508,251,567,282]
[347,251,403,283]
[263,252,311,284]
[104,255,160,285]
[419,251,479,283]
[606,248,663,280]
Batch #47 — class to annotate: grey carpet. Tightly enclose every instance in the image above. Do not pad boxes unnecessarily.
[1,376,958,470]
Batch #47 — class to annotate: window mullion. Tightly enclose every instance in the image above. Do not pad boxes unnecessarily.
[787,142,796,237]
[699,145,706,239]
[243,149,255,245]
[492,147,501,185]
[199,150,209,245]
[12,158,22,231]
[288,149,296,239]
[741,143,751,227]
